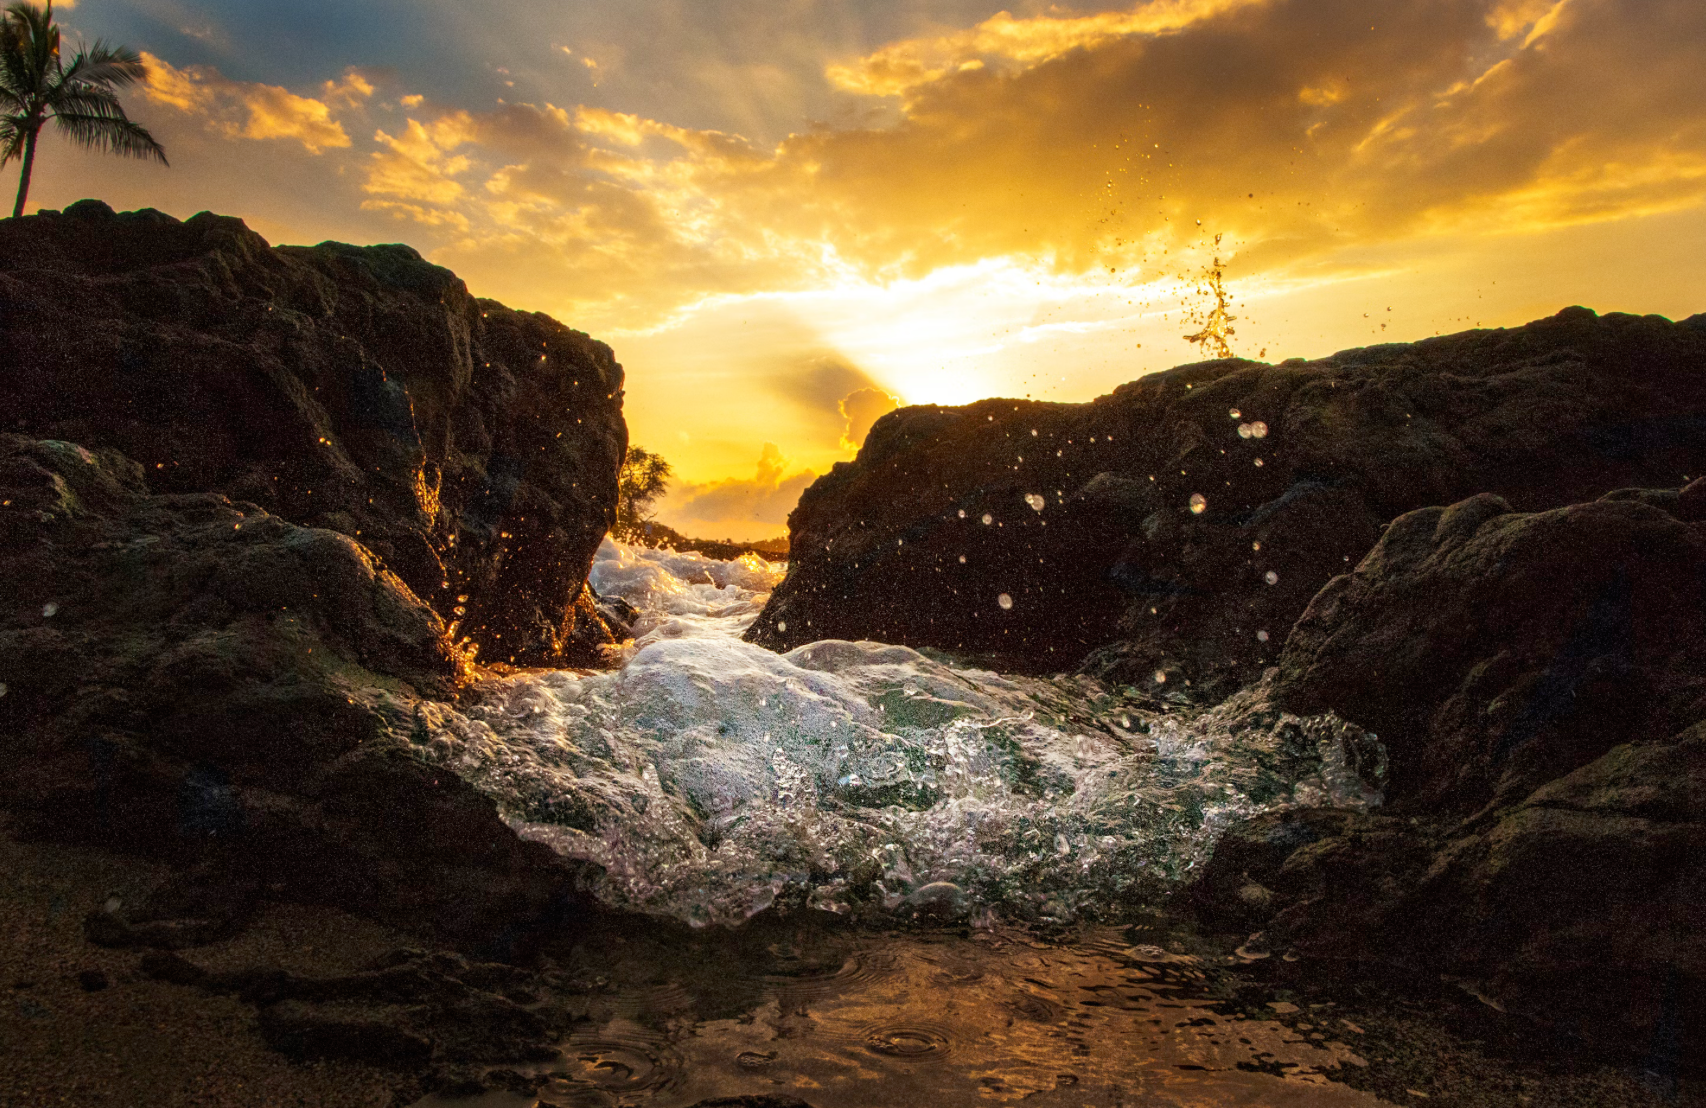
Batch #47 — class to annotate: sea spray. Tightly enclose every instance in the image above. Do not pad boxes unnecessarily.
[408,539,1384,927]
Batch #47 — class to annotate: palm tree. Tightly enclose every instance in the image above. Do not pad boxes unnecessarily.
[0,1,165,218]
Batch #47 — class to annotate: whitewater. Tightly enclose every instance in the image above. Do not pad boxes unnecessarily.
[406,539,1385,928]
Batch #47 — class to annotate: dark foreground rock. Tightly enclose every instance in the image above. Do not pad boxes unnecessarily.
[141,947,586,1070]
[1193,487,1706,1062]
[0,200,627,666]
[748,308,1706,694]
[0,435,594,947]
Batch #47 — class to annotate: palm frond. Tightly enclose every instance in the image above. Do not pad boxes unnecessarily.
[60,41,145,88]
[0,115,24,164]
[52,110,167,164]
[49,83,124,117]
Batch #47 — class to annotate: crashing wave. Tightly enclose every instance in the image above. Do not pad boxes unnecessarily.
[408,538,1384,927]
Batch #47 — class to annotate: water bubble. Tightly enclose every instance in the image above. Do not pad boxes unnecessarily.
[1250,420,1269,438]
[1254,458,1264,467]
[981,513,993,525]
[958,554,967,563]
[41,602,58,618]
[1189,493,1207,514]
[1265,570,1279,585]
[1237,423,1253,439]
[1024,493,1046,512]
[1229,408,1242,419]
[1031,428,1039,436]
[1154,671,1168,683]
[1252,541,1261,551]
[997,593,1014,610]
[958,509,967,519]
[1257,630,1270,642]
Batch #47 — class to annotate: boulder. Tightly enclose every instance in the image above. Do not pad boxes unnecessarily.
[1275,493,1706,811]
[0,201,627,666]
[747,308,1706,694]
[1194,488,1706,1059]
[0,435,594,946]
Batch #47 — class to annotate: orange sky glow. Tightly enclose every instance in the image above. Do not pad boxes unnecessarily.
[23,0,1706,538]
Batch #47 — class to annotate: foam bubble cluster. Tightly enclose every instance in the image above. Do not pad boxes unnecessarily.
[407,539,1384,927]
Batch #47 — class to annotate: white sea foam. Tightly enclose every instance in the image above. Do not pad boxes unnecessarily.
[409,538,1384,927]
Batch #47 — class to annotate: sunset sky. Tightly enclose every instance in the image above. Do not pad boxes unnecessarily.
[23,0,1706,539]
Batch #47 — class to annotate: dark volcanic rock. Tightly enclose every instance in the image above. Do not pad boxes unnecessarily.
[144,947,584,1071]
[748,308,1706,693]
[0,436,593,945]
[1195,488,1706,1057]
[1275,493,1706,811]
[0,201,627,666]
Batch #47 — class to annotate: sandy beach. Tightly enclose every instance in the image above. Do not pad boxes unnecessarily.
[0,816,410,1108]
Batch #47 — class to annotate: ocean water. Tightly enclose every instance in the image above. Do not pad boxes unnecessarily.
[408,539,1384,929]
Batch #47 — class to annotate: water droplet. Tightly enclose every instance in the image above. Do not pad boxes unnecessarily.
[958,508,967,518]
[1250,420,1269,438]
[1229,408,1242,419]
[1257,630,1270,642]
[1024,493,1046,512]
[1031,428,1039,436]
[0,682,7,698]
[1254,458,1264,467]
[1153,671,1168,683]
[981,513,993,525]
[777,621,787,632]
[997,593,1013,610]
[1238,423,1253,439]
[958,554,967,563]
[1252,541,1261,551]
[1265,570,1279,585]
[1189,493,1207,514]
[41,602,58,618]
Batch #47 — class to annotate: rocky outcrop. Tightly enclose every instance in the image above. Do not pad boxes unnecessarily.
[0,436,595,948]
[1274,490,1706,810]
[0,200,627,666]
[747,308,1706,694]
[1193,486,1706,1060]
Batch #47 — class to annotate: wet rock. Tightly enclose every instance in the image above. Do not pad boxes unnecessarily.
[158,947,576,1070]
[84,863,261,949]
[1274,493,1706,811]
[0,204,627,666]
[1196,488,1706,1058]
[748,309,1706,693]
[0,436,596,946]
[258,1000,436,1066]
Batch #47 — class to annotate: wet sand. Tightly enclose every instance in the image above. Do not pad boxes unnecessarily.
[4,813,1697,1108]
[0,817,407,1108]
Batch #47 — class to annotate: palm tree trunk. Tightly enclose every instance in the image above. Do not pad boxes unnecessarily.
[11,127,39,219]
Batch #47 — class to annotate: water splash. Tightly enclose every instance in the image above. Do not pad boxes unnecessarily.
[407,539,1383,928]
[1182,249,1237,359]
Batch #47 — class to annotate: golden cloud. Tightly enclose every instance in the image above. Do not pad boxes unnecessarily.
[825,0,1273,98]
[187,0,1700,336]
[139,53,352,153]
[838,387,900,452]
[659,443,816,537]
